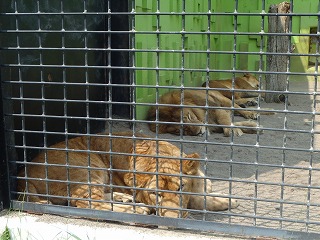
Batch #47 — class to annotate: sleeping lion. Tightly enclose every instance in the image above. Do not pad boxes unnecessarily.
[147,89,270,136]
[202,73,265,107]
[17,132,238,218]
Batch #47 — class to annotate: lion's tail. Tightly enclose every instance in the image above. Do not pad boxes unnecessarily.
[250,108,276,115]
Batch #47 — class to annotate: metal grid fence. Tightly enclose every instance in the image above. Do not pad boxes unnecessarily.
[0,0,320,239]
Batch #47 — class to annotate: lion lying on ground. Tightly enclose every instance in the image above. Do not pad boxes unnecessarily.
[17,132,238,218]
[202,73,265,107]
[147,89,273,136]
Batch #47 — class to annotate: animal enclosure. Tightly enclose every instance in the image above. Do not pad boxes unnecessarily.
[0,0,319,239]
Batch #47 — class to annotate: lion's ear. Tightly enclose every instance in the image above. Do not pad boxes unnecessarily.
[243,72,253,78]
[182,153,200,175]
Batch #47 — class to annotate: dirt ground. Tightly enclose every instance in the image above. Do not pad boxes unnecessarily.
[108,76,320,234]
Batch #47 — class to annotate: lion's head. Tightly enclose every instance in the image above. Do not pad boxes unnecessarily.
[241,73,260,90]
[148,106,206,136]
[124,140,200,218]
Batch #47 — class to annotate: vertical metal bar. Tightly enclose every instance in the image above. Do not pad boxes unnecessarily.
[279,0,294,229]
[14,0,28,202]
[179,0,186,142]
[306,1,320,231]
[179,0,187,219]
[83,0,93,207]
[37,0,50,204]
[230,0,238,141]
[0,51,10,210]
[153,3,161,214]
[178,2,187,218]
[202,0,213,221]
[130,0,137,137]
[253,0,260,226]
[106,0,113,134]
[0,125,9,209]
[129,0,137,213]
[106,0,114,210]
[60,0,71,206]
[256,0,266,136]
[254,0,266,227]
[228,0,238,224]
[155,0,161,216]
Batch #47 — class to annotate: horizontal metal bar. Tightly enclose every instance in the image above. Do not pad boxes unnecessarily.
[1,47,319,58]
[0,29,317,38]
[3,81,319,95]
[13,171,320,195]
[0,11,319,17]
[4,98,319,116]
[6,124,319,143]
[6,131,320,154]
[12,188,320,218]
[10,201,320,239]
[5,109,319,128]
[13,150,320,171]
[1,64,318,78]
[1,64,317,78]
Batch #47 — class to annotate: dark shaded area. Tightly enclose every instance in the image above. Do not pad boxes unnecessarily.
[0,0,130,162]
[0,74,10,209]
[110,0,131,117]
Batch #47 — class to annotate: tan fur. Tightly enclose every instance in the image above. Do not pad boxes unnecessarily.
[17,132,238,218]
[147,90,264,137]
[202,73,265,107]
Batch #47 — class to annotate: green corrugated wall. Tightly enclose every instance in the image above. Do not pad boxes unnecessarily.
[135,0,319,119]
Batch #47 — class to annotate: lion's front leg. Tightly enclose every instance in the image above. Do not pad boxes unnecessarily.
[235,97,259,107]
[70,185,150,215]
[210,109,244,136]
[196,193,239,211]
[188,170,239,211]
[105,192,135,203]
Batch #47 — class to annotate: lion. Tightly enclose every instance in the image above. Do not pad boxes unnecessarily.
[147,89,269,136]
[17,132,238,218]
[202,73,265,107]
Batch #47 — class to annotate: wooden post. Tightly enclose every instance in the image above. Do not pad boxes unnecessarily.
[265,2,290,103]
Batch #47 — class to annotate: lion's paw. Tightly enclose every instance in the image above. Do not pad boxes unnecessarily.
[245,112,258,120]
[224,128,243,137]
[233,128,244,136]
[106,192,134,203]
[246,99,258,106]
[134,204,150,215]
[230,199,240,209]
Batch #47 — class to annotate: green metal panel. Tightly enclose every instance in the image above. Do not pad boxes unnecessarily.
[288,0,319,74]
[135,0,210,119]
[134,0,318,120]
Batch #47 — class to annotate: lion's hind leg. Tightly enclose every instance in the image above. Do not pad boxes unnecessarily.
[17,181,53,204]
[70,185,149,214]
[210,109,244,136]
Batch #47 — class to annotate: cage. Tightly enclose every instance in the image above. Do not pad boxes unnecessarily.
[0,0,319,239]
